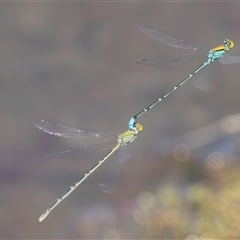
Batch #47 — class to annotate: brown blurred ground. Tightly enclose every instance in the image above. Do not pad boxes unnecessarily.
[1,2,240,239]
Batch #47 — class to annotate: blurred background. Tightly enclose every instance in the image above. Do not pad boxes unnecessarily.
[1,1,240,239]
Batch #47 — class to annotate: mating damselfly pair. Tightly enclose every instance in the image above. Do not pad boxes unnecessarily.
[36,26,240,222]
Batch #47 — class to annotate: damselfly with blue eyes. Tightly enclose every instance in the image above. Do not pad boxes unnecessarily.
[129,26,240,130]
[35,120,143,222]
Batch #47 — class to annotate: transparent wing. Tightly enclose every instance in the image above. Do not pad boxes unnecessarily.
[193,65,211,91]
[218,54,240,65]
[98,146,131,193]
[34,120,116,139]
[43,141,117,158]
[98,156,120,193]
[115,145,131,164]
[136,55,202,67]
[139,26,205,51]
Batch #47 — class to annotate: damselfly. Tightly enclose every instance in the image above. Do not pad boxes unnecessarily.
[129,26,240,130]
[35,120,143,222]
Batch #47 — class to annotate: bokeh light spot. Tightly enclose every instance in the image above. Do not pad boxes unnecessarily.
[147,218,163,236]
[137,191,155,210]
[103,230,120,240]
[173,144,191,162]
[207,152,225,169]
[133,209,150,226]
[185,235,199,240]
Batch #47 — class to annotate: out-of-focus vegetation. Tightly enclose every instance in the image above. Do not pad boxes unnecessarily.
[133,167,240,239]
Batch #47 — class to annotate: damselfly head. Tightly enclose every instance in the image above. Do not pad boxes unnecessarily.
[223,39,234,49]
[135,123,143,132]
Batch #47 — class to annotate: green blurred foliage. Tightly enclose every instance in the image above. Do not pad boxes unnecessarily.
[132,166,240,239]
